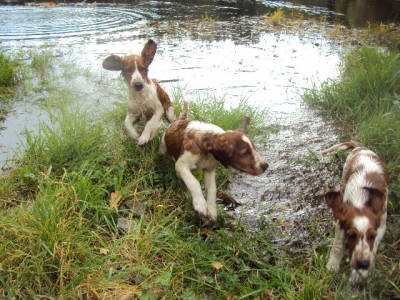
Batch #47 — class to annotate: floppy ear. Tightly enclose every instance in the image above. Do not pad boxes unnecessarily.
[141,39,157,67]
[209,135,234,168]
[325,189,347,221]
[238,116,251,133]
[102,55,123,71]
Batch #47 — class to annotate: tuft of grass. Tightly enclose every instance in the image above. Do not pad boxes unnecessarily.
[265,8,285,26]
[0,53,18,89]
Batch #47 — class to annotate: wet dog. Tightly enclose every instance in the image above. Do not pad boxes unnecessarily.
[102,39,175,146]
[322,141,388,281]
[159,101,269,223]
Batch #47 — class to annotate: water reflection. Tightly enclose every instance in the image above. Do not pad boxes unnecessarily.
[0,0,399,43]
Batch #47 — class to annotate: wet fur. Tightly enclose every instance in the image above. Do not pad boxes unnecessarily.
[322,141,388,281]
[102,39,175,146]
[159,102,269,223]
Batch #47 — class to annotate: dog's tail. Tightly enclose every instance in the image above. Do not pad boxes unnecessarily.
[321,140,364,156]
[178,101,188,120]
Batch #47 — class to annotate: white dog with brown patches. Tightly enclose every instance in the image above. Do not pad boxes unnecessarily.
[160,102,269,223]
[322,141,388,281]
[102,39,175,146]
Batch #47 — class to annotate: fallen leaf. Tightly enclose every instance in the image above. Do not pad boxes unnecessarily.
[99,248,109,255]
[212,262,224,270]
[110,191,122,209]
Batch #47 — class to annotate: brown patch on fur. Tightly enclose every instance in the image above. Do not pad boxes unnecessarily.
[102,39,158,88]
[164,119,190,160]
[153,80,174,114]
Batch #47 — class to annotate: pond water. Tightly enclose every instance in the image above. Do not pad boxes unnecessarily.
[0,0,398,246]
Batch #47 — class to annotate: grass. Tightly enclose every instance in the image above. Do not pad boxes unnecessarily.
[303,46,400,200]
[303,45,400,299]
[0,52,20,121]
[1,44,400,299]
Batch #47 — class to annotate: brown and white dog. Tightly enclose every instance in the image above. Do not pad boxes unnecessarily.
[102,39,175,146]
[159,101,269,223]
[322,141,388,281]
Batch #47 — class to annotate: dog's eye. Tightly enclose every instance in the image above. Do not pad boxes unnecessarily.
[367,234,376,242]
[124,67,132,73]
[347,232,357,241]
[242,150,251,157]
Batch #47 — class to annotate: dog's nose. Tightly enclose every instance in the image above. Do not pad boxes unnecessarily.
[261,162,269,172]
[356,259,370,269]
[133,82,143,91]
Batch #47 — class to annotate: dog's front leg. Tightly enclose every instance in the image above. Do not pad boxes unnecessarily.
[124,113,141,140]
[327,221,344,271]
[175,160,208,219]
[138,108,163,146]
[204,168,217,223]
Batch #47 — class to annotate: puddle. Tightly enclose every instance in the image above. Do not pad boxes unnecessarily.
[1,0,394,251]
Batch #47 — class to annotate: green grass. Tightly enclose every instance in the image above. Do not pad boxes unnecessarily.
[303,45,400,201]
[302,45,400,299]
[1,44,400,299]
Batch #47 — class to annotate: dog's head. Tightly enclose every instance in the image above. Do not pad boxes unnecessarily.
[209,116,268,175]
[325,187,386,271]
[102,39,157,92]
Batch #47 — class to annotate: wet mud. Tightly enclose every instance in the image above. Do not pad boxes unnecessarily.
[227,108,343,251]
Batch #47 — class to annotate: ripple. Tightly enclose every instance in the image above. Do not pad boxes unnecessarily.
[0,5,148,41]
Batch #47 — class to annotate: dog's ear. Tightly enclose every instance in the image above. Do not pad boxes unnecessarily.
[209,135,234,168]
[141,39,157,67]
[325,188,347,221]
[102,55,123,71]
[238,116,251,133]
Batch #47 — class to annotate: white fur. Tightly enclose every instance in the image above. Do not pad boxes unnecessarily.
[324,142,387,281]
[125,82,165,145]
[175,151,220,221]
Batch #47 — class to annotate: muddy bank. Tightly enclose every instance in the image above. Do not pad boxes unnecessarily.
[227,107,342,251]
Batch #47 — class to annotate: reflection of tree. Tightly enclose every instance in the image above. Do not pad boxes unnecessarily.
[333,0,400,28]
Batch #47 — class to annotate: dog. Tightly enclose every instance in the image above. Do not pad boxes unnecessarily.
[102,39,175,146]
[321,141,388,281]
[159,101,269,223]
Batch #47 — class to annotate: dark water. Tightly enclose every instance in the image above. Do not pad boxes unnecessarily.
[0,0,399,44]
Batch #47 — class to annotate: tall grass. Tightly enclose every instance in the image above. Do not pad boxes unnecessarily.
[303,46,400,299]
[303,46,400,200]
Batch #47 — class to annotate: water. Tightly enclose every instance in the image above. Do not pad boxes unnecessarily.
[0,0,397,243]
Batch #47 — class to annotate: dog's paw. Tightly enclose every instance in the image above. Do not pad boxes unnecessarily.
[193,198,209,219]
[326,260,340,271]
[349,269,368,282]
[137,135,150,146]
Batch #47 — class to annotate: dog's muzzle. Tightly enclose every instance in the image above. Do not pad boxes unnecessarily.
[133,82,143,91]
